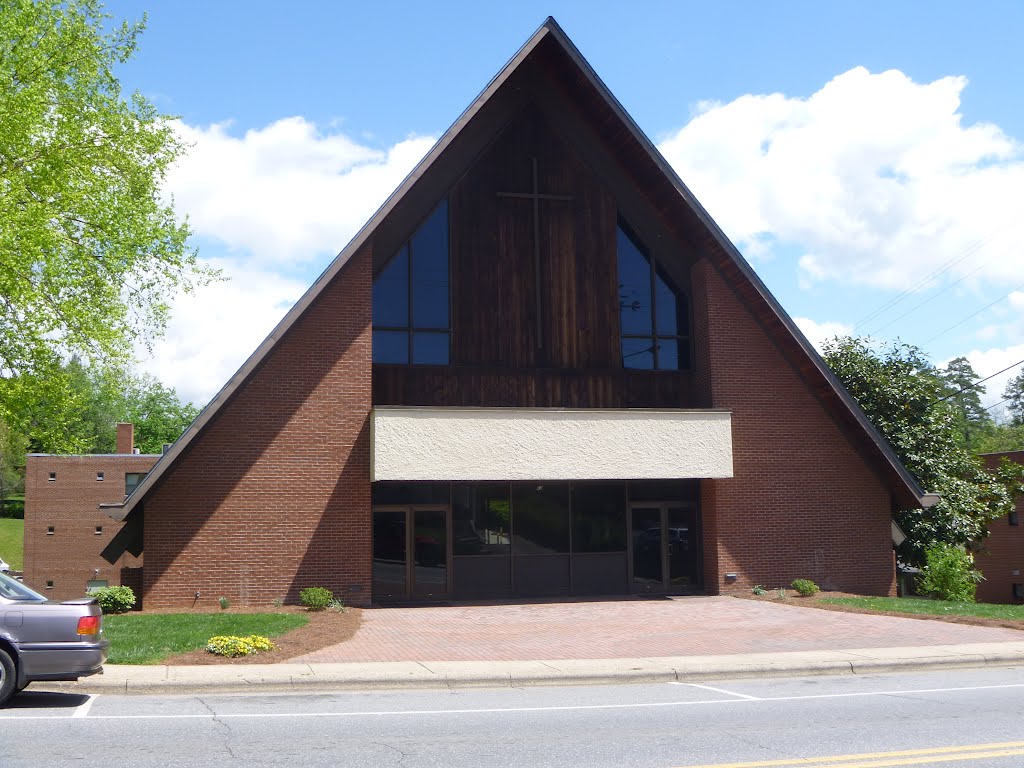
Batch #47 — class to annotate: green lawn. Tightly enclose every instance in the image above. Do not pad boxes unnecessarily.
[103,613,309,664]
[0,518,23,570]
[822,596,1024,621]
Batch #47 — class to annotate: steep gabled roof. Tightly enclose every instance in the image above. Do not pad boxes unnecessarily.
[104,17,929,535]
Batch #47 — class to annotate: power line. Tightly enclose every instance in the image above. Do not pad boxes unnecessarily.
[921,282,1024,346]
[937,358,1024,403]
[853,236,990,330]
[862,262,985,337]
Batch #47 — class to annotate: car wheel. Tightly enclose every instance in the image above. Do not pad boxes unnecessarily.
[0,648,16,707]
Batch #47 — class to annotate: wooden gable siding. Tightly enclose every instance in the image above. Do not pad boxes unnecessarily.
[373,105,698,409]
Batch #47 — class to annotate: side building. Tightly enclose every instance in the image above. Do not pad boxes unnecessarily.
[977,451,1024,604]
[24,423,156,601]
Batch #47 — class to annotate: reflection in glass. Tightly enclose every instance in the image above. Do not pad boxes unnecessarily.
[373,510,407,597]
[411,200,449,329]
[655,339,678,371]
[373,330,408,364]
[631,507,662,585]
[622,337,654,370]
[617,226,652,336]
[453,483,510,556]
[413,509,447,595]
[412,332,449,365]
[372,246,409,327]
[572,483,627,553]
[666,506,697,588]
[512,483,570,555]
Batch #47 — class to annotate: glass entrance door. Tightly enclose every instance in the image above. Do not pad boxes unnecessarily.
[629,503,700,593]
[373,506,449,601]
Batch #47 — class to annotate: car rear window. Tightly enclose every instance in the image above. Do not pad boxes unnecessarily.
[0,572,47,601]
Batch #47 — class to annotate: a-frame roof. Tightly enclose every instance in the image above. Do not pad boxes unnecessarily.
[104,17,929,532]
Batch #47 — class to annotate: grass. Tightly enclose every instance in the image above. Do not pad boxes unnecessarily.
[103,613,309,664]
[0,518,24,570]
[821,596,1024,622]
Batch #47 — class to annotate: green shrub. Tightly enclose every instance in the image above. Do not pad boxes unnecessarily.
[218,596,230,610]
[751,584,767,596]
[206,635,276,657]
[791,579,820,596]
[917,543,982,602]
[300,586,333,611]
[93,585,136,614]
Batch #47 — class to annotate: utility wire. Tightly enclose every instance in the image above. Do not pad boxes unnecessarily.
[862,262,985,337]
[937,359,1024,403]
[921,283,1024,346]
[853,236,990,330]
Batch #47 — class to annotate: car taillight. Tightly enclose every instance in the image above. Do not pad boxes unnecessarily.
[77,615,101,636]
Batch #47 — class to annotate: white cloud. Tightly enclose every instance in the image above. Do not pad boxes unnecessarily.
[658,67,1024,291]
[139,118,438,406]
[167,117,436,266]
[963,344,1024,415]
[137,258,309,407]
[793,317,853,352]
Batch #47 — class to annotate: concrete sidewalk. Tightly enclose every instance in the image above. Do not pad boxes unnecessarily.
[53,641,1024,696]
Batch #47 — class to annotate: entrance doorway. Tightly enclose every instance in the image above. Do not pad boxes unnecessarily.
[372,506,450,601]
[629,503,701,593]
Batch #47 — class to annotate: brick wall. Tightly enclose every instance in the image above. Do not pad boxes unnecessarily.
[23,454,155,601]
[976,451,1024,604]
[694,258,896,596]
[141,245,373,609]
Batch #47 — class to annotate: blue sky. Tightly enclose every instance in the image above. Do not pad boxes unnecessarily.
[103,1,1024,413]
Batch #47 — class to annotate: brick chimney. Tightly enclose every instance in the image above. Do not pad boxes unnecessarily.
[115,423,135,455]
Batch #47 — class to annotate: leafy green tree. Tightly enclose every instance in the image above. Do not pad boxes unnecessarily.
[122,375,199,454]
[1002,370,1024,427]
[822,337,1024,566]
[939,356,993,451]
[0,0,216,378]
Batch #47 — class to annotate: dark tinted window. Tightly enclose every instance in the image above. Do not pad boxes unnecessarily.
[617,221,690,371]
[411,200,449,329]
[373,245,409,327]
[372,482,449,505]
[453,483,511,556]
[572,483,627,553]
[512,483,570,555]
[372,201,450,364]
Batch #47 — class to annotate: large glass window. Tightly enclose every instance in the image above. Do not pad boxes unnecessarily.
[571,483,627,553]
[372,200,450,364]
[617,222,689,370]
[453,483,511,556]
[512,483,571,555]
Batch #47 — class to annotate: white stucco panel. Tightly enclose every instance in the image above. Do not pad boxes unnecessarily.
[371,407,733,481]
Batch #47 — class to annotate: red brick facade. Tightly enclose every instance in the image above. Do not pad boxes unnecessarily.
[140,246,373,609]
[976,452,1024,604]
[695,260,895,596]
[24,452,155,602]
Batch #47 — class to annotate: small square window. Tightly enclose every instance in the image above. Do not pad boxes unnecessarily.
[48,472,56,481]
[46,526,54,535]
[1010,511,1020,526]
[1014,583,1024,600]
[96,472,105,481]
[45,580,53,589]
[95,526,103,535]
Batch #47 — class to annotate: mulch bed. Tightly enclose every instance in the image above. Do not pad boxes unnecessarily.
[153,606,362,665]
[736,589,1024,632]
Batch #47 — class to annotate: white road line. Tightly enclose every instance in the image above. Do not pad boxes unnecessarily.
[682,683,761,700]
[72,694,97,718]
[3,681,1023,722]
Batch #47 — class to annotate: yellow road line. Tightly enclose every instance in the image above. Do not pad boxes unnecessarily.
[676,741,1024,768]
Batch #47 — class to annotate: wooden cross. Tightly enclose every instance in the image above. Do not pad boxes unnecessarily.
[497,156,573,349]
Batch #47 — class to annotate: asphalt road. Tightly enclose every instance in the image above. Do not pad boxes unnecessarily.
[3,666,1024,767]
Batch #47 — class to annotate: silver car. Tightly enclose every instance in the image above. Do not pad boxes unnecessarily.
[0,572,109,705]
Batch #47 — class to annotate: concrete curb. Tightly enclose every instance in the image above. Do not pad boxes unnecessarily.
[38,642,1024,696]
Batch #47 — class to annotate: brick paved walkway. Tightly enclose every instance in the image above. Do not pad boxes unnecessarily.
[291,596,1024,663]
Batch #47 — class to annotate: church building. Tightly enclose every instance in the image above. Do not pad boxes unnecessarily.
[102,19,931,608]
